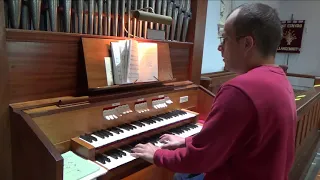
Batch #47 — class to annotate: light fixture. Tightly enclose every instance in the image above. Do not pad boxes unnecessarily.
[131,7,172,26]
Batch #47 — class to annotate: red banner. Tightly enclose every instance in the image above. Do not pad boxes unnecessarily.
[277,20,305,53]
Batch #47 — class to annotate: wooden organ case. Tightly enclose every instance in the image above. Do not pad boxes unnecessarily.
[3,0,210,180]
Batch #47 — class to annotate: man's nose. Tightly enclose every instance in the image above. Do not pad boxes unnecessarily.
[218,45,223,51]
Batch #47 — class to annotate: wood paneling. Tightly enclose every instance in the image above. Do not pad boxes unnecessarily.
[122,165,174,180]
[7,40,81,102]
[289,87,320,180]
[197,86,215,121]
[30,88,198,146]
[6,29,193,103]
[0,0,12,179]
[188,0,208,84]
[11,110,63,180]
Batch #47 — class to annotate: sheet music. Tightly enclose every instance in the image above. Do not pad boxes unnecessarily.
[119,40,129,84]
[62,151,100,180]
[138,43,158,82]
[110,40,158,84]
[127,39,140,83]
[110,41,124,84]
[104,57,114,86]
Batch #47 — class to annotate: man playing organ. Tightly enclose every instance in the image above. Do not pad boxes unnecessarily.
[132,3,297,180]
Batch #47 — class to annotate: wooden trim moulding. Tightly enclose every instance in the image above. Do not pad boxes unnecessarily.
[6,29,193,48]
[0,0,12,178]
[188,0,208,85]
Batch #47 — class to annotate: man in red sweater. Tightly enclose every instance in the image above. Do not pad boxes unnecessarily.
[132,3,297,180]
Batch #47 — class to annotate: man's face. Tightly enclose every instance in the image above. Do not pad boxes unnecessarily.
[218,9,251,73]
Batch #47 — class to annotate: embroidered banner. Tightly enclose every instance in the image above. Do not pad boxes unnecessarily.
[277,20,305,53]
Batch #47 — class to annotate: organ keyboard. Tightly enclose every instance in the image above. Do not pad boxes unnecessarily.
[10,80,214,180]
[77,110,197,148]
[95,122,203,171]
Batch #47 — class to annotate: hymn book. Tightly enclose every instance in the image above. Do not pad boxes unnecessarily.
[109,39,158,85]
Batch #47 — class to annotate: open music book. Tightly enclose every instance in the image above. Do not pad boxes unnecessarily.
[109,39,158,85]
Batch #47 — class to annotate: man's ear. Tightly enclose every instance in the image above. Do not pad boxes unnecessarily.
[244,36,254,49]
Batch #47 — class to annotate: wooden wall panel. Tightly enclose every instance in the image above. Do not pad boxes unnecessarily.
[188,0,208,84]
[170,46,190,81]
[123,165,174,180]
[6,30,193,103]
[0,0,12,179]
[7,41,82,103]
[197,86,215,121]
[11,111,63,180]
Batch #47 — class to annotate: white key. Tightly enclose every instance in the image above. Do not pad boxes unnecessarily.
[96,150,136,170]
[80,111,197,148]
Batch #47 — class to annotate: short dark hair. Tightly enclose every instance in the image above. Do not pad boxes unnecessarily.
[230,3,282,57]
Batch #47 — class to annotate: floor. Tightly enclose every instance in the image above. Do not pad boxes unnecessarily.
[304,147,320,180]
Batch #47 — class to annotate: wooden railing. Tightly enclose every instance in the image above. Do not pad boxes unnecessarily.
[200,71,236,94]
[201,71,320,95]
[287,73,320,93]
[290,87,320,180]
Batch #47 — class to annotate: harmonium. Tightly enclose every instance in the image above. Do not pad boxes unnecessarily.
[9,35,213,180]
[6,1,210,179]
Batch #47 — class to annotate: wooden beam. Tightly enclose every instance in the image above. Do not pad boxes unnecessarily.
[0,0,12,179]
[188,0,208,84]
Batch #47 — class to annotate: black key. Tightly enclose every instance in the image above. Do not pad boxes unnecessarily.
[117,127,124,133]
[128,124,137,129]
[87,134,97,141]
[103,130,113,136]
[80,134,93,143]
[142,119,152,125]
[93,131,105,139]
[117,149,126,156]
[149,119,157,124]
[153,117,162,122]
[96,155,106,164]
[102,155,111,162]
[99,130,111,137]
[119,124,130,131]
[109,127,122,134]
[128,140,141,148]
[106,150,119,159]
[189,124,198,128]
[122,124,135,130]
[132,121,145,127]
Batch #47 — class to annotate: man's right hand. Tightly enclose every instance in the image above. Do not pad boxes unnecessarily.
[159,134,185,150]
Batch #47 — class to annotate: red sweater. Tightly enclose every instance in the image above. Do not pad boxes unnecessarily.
[154,65,297,180]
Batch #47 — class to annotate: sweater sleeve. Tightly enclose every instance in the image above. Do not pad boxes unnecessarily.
[153,85,257,173]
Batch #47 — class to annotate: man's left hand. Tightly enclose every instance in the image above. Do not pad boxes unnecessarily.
[131,143,160,163]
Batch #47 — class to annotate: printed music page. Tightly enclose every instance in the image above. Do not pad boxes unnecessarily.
[104,57,114,86]
[138,43,158,82]
[110,41,123,84]
[118,40,129,84]
[127,40,140,83]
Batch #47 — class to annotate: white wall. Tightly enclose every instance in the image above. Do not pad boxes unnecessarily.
[233,0,280,10]
[275,1,320,88]
[201,0,225,74]
[201,1,320,88]
[276,1,320,76]
[201,0,281,74]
